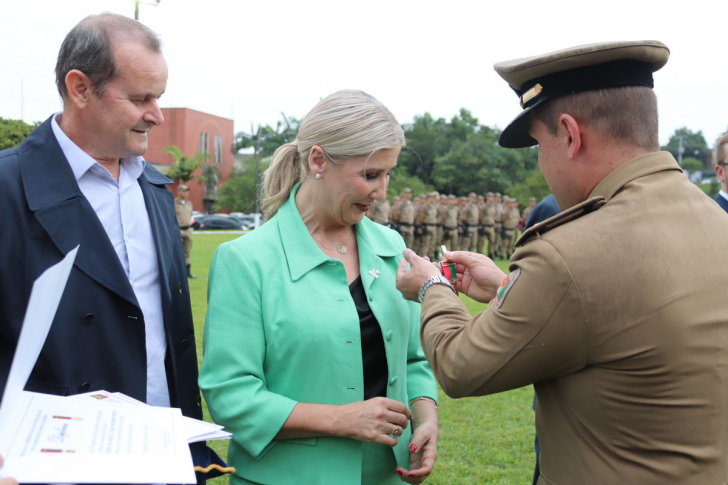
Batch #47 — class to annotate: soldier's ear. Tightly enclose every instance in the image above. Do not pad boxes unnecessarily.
[559,114,582,160]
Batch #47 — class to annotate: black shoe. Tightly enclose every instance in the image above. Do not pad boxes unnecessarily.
[187,264,197,279]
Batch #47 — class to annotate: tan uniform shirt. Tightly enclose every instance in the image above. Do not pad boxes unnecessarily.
[420,152,728,485]
[423,204,438,225]
[175,198,193,227]
[369,199,390,224]
[502,207,520,229]
[399,202,415,225]
[482,203,497,225]
[464,204,479,226]
[444,207,459,228]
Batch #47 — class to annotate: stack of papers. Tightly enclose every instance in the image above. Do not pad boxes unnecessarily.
[0,248,229,484]
[67,391,232,443]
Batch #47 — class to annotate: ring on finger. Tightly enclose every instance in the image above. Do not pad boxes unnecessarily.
[392,424,403,437]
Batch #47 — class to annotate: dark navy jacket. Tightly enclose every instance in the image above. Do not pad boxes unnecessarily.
[715,193,728,213]
[0,117,221,482]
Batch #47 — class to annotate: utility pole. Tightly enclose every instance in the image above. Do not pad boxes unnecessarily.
[677,135,684,165]
[134,0,160,21]
[254,124,262,214]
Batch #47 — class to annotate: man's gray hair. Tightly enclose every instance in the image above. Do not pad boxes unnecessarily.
[55,12,162,100]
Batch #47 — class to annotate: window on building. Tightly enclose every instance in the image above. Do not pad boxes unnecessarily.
[199,132,210,160]
[214,135,223,164]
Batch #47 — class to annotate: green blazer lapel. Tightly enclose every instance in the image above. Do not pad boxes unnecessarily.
[276,183,330,281]
[355,218,402,303]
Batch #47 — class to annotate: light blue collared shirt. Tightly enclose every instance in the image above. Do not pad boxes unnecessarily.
[719,190,728,203]
[51,113,170,408]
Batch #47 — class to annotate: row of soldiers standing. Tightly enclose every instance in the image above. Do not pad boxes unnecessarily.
[367,189,538,261]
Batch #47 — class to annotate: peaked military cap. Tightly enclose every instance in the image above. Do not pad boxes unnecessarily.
[494,40,670,148]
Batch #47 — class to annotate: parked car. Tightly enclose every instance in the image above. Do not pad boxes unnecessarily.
[192,214,243,230]
[228,212,262,230]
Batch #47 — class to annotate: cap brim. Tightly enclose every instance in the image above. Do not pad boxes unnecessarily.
[498,97,548,148]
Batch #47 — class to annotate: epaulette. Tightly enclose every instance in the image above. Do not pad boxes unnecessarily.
[516,196,606,247]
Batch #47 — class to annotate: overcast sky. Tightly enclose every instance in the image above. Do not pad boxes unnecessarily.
[2,0,726,148]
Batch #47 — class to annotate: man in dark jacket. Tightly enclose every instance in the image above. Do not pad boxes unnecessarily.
[0,13,222,483]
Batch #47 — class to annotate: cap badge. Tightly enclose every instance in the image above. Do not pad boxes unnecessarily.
[520,84,543,108]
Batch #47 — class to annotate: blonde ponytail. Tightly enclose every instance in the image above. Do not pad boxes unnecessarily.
[261,142,305,220]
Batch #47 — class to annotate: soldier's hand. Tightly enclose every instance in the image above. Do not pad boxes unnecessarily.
[444,251,506,303]
[396,249,442,302]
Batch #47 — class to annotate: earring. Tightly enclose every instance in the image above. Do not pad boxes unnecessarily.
[314,173,322,180]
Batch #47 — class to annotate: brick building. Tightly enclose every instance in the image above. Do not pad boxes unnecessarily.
[146,108,235,213]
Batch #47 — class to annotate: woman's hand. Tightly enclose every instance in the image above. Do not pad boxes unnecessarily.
[396,399,439,484]
[277,397,412,447]
[331,397,412,447]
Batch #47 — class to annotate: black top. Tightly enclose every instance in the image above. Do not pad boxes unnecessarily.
[349,276,388,400]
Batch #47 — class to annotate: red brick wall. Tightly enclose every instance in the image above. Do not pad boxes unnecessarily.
[146,108,235,213]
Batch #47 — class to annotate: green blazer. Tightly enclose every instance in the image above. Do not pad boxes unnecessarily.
[199,184,437,484]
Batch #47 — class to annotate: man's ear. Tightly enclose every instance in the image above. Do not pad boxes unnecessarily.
[64,69,93,109]
[559,114,582,160]
[308,145,327,174]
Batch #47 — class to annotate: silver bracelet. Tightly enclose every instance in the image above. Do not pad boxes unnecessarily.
[409,396,438,408]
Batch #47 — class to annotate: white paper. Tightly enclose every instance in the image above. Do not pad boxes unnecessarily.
[0,248,196,484]
[1,392,194,484]
[0,247,78,424]
[68,391,232,443]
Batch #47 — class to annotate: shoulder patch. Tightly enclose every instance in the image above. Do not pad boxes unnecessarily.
[495,268,521,309]
[517,196,606,247]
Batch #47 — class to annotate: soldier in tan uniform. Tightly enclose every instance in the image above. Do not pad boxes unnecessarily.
[474,195,486,254]
[174,184,196,278]
[521,196,537,225]
[492,192,504,258]
[441,195,459,252]
[435,194,448,251]
[397,41,728,485]
[398,189,415,248]
[459,193,479,252]
[367,197,390,225]
[420,192,440,259]
[481,192,498,259]
[499,197,520,259]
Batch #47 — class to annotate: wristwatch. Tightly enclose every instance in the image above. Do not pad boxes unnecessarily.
[418,275,456,303]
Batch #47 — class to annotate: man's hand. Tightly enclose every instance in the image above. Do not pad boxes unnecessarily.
[445,251,507,303]
[396,249,442,302]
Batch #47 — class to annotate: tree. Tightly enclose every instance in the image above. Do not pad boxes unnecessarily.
[232,113,300,212]
[216,157,263,213]
[163,145,207,183]
[507,170,552,209]
[0,118,40,150]
[399,113,448,185]
[198,163,222,188]
[661,127,711,168]
[231,113,300,157]
[430,126,538,195]
[680,156,703,172]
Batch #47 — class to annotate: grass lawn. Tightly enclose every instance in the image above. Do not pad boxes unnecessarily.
[190,232,534,484]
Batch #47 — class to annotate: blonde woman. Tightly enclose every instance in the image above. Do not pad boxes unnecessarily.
[199,90,439,485]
